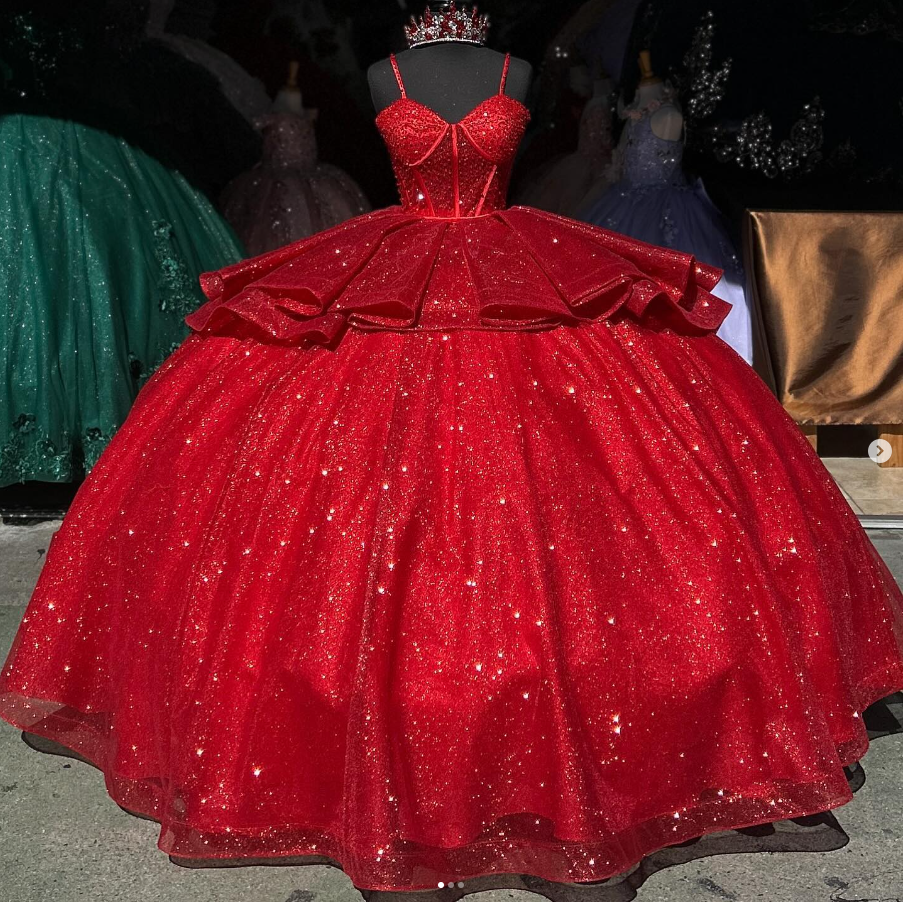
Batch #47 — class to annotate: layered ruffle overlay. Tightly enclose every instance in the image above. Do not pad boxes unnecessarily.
[187,206,731,346]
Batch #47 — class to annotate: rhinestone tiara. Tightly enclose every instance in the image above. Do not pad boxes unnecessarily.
[404,3,490,48]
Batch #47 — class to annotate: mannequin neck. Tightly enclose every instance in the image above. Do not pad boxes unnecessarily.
[273,87,304,116]
[369,44,531,122]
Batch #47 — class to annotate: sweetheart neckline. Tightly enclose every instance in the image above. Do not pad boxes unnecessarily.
[375,93,530,129]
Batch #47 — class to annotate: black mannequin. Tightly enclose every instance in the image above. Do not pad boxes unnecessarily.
[367,6,532,123]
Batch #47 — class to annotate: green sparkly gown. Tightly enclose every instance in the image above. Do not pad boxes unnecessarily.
[0,113,245,485]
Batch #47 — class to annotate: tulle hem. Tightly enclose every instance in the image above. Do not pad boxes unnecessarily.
[2,669,900,892]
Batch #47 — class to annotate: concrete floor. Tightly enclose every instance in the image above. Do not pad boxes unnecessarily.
[1,521,902,902]
[821,458,903,516]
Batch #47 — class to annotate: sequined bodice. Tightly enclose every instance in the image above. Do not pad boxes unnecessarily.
[259,112,317,170]
[622,112,685,187]
[375,54,530,219]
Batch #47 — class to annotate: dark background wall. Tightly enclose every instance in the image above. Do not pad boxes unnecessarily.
[3,0,903,212]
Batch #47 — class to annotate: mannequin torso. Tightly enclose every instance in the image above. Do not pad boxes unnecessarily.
[633,81,683,142]
[367,43,531,122]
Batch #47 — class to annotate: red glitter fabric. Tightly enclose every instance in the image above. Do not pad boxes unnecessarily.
[2,53,903,893]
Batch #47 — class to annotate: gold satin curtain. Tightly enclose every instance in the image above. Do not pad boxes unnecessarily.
[744,210,903,425]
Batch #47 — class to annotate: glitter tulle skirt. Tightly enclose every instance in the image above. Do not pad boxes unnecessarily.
[0,113,244,486]
[1,205,903,892]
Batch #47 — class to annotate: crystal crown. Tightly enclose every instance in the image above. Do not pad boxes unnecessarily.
[404,3,490,48]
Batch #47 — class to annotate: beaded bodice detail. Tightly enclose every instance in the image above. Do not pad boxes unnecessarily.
[622,110,686,188]
[259,112,317,170]
[375,54,530,218]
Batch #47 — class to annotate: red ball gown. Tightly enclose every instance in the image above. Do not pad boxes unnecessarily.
[2,54,903,893]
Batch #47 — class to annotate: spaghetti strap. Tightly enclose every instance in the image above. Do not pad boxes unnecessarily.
[389,53,407,99]
[498,53,511,95]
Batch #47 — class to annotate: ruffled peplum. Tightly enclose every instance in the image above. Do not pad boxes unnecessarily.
[186,206,731,346]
